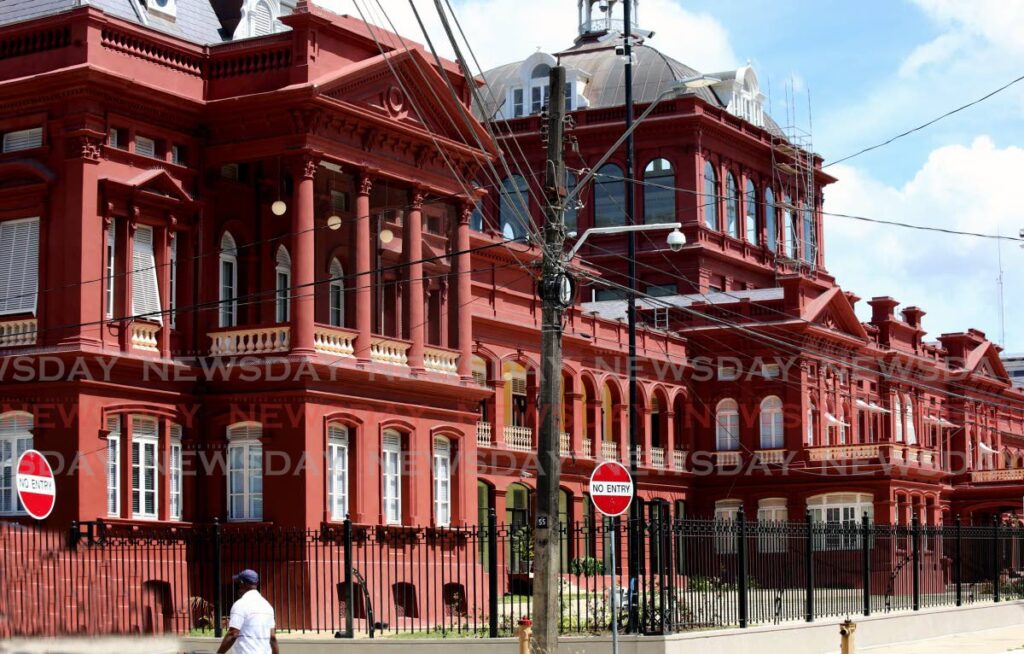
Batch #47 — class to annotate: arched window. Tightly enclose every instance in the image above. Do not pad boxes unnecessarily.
[715,399,739,451]
[227,422,263,521]
[904,394,916,445]
[329,258,345,328]
[382,430,403,525]
[499,175,530,240]
[759,396,784,449]
[130,415,159,520]
[219,232,238,328]
[802,203,815,264]
[327,423,349,521]
[703,161,718,229]
[783,193,796,257]
[744,179,758,245]
[594,163,625,227]
[725,172,739,238]
[275,245,291,323]
[0,412,32,515]
[433,437,452,527]
[250,0,274,36]
[564,170,578,231]
[764,187,777,252]
[643,159,675,224]
[893,395,903,442]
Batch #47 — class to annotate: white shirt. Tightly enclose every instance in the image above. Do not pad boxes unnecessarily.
[227,589,275,654]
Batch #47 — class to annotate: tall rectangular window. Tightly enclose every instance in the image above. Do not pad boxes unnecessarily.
[327,424,349,521]
[131,416,158,520]
[169,234,177,328]
[433,438,451,527]
[2,127,42,153]
[169,424,182,521]
[382,432,402,525]
[220,257,237,327]
[512,88,524,117]
[105,221,116,319]
[0,217,40,316]
[106,415,121,517]
[131,225,162,323]
[0,413,33,515]
[227,424,262,521]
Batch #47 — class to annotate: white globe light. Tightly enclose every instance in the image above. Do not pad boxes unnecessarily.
[327,215,342,231]
[271,200,287,216]
[379,229,394,244]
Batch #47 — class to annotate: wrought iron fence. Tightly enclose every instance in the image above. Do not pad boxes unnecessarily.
[0,513,1021,639]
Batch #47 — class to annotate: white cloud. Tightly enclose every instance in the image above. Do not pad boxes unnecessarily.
[911,0,1024,56]
[312,0,736,73]
[825,137,1024,351]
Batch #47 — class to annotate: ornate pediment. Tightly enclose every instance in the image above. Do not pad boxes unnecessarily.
[804,287,868,340]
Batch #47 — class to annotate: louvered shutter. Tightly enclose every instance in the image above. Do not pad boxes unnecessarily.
[382,431,402,524]
[2,128,42,153]
[251,1,273,35]
[131,226,162,324]
[106,416,120,516]
[0,218,40,316]
[328,424,349,520]
[135,136,156,158]
[170,423,182,520]
[131,417,158,518]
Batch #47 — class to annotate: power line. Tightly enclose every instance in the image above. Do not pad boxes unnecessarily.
[825,73,1024,168]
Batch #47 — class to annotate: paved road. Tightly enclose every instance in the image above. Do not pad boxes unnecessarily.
[863,624,1024,653]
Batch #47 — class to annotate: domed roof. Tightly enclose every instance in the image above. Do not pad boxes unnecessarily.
[478,39,782,136]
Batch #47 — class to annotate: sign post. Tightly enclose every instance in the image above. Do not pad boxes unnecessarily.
[16,450,55,520]
[589,461,634,654]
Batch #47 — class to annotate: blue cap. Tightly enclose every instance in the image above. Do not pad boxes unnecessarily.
[233,569,259,585]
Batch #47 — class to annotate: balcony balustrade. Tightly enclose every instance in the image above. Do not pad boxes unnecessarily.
[560,432,570,456]
[209,326,290,356]
[672,450,686,471]
[129,322,160,353]
[370,337,411,367]
[423,346,458,375]
[971,468,1024,483]
[504,425,533,452]
[0,319,36,347]
[313,325,357,358]
[650,447,666,469]
[754,449,786,465]
[807,444,882,462]
[715,451,742,467]
[476,421,493,447]
[582,438,593,458]
[600,441,620,462]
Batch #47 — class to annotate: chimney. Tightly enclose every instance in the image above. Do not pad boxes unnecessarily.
[901,306,925,329]
[868,296,898,323]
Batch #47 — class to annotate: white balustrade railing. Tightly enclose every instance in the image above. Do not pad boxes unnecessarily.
[314,325,356,358]
[424,347,459,375]
[600,441,619,462]
[210,326,290,356]
[504,425,533,452]
[971,468,1024,483]
[672,450,686,471]
[370,337,410,366]
[582,439,593,458]
[807,444,881,462]
[650,447,666,468]
[476,421,493,447]
[130,322,160,352]
[560,432,570,456]
[0,319,36,347]
[716,451,742,467]
[754,449,786,465]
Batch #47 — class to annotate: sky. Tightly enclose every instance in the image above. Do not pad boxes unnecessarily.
[317,0,1024,353]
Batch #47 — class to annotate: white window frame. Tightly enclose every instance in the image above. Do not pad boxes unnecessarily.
[713,499,741,554]
[893,395,903,442]
[904,394,916,445]
[130,416,159,520]
[807,493,873,551]
[106,415,121,517]
[329,258,344,328]
[715,399,739,451]
[106,220,116,320]
[131,225,162,324]
[433,437,452,527]
[275,245,291,324]
[327,423,349,522]
[382,430,402,525]
[0,217,40,316]
[169,424,182,521]
[2,127,42,153]
[759,396,784,449]
[0,412,33,515]
[219,232,238,328]
[227,423,263,522]
[511,88,524,118]
[757,498,788,553]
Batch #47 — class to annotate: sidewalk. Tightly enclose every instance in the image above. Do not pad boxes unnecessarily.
[862,623,1024,653]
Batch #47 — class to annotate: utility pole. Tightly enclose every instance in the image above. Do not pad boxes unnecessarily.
[622,0,641,635]
[533,64,568,654]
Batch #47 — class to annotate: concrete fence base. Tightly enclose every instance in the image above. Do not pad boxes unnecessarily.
[174,601,1024,654]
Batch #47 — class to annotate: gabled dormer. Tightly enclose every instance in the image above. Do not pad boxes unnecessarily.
[707,65,766,128]
[499,51,590,120]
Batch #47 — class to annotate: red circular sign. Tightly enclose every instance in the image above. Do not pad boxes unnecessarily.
[589,461,634,517]
[16,450,55,520]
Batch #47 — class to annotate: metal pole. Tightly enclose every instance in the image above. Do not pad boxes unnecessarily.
[213,517,223,638]
[954,515,962,607]
[805,510,814,622]
[344,517,354,637]
[488,507,499,638]
[611,518,620,654]
[533,64,568,654]
[862,513,871,616]
[622,0,641,634]
[911,515,920,611]
[993,515,1001,603]
[737,509,748,628]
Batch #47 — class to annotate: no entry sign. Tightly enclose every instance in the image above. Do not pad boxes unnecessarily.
[589,461,633,517]
[16,450,55,520]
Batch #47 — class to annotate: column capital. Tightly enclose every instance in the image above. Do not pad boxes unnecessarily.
[459,204,473,226]
[411,189,426,211]
[289,152,320,180]
[357,172,374,196]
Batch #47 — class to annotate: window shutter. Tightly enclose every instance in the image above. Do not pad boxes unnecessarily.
[0,218,40,316]
[251,1,274,35]
[106,416,120,516]
[131,226,162,324]
[228,423,262,441]
[2,128,42,153]
[135,136,156,158]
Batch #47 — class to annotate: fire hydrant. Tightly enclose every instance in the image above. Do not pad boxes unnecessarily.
[516,617,533,654]
[839,619,857,654]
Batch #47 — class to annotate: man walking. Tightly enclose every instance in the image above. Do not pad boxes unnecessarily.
[217,569,279,654]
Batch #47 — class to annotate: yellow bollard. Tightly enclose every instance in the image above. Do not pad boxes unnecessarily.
[839,619,857,654]
[517,617,533,654]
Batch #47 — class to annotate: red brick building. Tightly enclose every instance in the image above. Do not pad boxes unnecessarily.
[0,0,1020,551]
